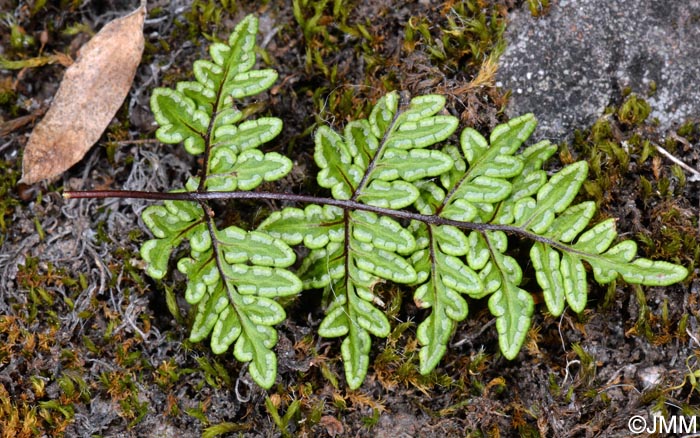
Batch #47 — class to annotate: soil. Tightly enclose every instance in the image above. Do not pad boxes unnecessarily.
[1,1,698,437]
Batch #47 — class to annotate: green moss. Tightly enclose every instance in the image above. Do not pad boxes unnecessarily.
[599,279,617,310]
[304,400,325,429]
[202,422,250,438]
[639,387,664,404]
[547,373,560,396]
[632,284,653,341]
[0,77,17,106]
[196,356,232,388]
[265,397,301,438]
[186,0,239,40]
[98,370,149,427]
[408,1,507,71]
[0,315,80,435]
[676,120,696,138]
[527,0,551,17]
[570,343,596,386]
[184,401,210,425]
[589,118,612,144]
[37,400,75,431]
[0,159,20,237]
[361,408,381,428]
[618,94,651,125]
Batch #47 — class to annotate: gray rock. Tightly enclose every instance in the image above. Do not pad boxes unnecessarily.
[496,0,700,143]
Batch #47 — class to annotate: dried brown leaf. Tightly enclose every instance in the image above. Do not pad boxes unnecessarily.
[20,4,146,184]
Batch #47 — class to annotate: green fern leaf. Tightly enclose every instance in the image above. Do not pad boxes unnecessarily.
[383,115,459,150]
[315,125,362,199]
[451,176,512,204]
[150,17,277,156]
[140,190,206,279]
[295,242,345,289]
[137,14,303,389]
[573,218,617,254]
[488,283,534,359]
[150,89,209,154]
[373,148,453,182]
[411,232,482,373]
[368,92,399,138]
[317,94,458,388]
[174,223,301,389]
[576,226,687,286]
[213,118,282,154]
[520,165,687,316]
[226,69,278,99]
[544,201,597,242]
[356,180,419,209]
[530,242,566,315]
[414,286,456,373]
[433,224,470,256]
[259,205,344,248]
[513,162,589,233]
[466,231,490,271]
[351,210,415,253]
[151,14,285,189]
[495,140,557,224]
[437,113,535,224]
[486,241,534,360]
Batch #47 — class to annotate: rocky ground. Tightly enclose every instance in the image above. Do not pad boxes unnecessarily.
[1,1,698,437]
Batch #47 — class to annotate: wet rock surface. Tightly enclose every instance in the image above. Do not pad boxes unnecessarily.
[497,0,700,142]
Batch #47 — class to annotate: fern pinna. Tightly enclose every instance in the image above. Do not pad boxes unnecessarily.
[66,15,688,390]
[139,16,299,389]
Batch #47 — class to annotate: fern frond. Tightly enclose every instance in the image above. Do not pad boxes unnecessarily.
[260,95,687,384]
[262,92,459,388]
[177,223,301,388]
[409,114,536,372]
[140,15,300,389]
[470,117,686,359]
[132,15,688,390]
[150,15,288,192]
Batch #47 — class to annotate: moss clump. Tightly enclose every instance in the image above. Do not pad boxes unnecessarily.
[404,1,507,71]
[618,93,651,126]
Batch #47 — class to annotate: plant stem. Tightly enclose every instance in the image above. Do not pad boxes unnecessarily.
[63,189,582,254]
